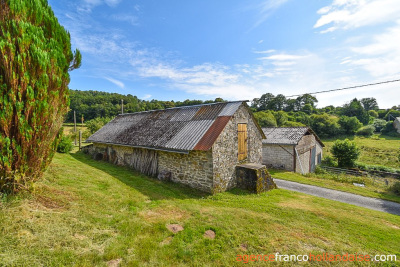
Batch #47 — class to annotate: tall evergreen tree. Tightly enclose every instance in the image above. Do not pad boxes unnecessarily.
[0,0,81,192]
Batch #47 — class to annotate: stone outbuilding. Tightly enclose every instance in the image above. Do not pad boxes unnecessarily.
[85,101,268,193]
[394,117,400,134]
[261,127,324,174]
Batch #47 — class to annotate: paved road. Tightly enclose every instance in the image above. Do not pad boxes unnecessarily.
[274,179,400,216]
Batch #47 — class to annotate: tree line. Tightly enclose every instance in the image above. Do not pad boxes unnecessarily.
[251,93,400,138]
[66,90,225,122]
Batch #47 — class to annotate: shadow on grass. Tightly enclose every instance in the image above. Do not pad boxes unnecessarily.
[70,151,208,201]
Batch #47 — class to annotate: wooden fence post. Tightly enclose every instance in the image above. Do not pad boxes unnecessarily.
[79,130,82,150]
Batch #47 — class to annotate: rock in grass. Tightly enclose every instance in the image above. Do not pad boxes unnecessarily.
[166,224,184,233]
[204,230,215,239]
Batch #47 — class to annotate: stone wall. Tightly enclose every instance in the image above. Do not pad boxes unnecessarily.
[211,105,263,193]
[87,143,214,192]
[158,150,214,193]
[262,144,295,171]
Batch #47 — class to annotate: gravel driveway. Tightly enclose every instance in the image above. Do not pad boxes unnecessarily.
[274,179,400,216]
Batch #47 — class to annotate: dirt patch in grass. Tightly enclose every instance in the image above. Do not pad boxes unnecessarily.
[139,206,190,223]
[107,258,122,267]
[160,236,173,246]
[204,230,215,239]
[33,195,69,210]
[383,221,400,229]
[166,224,184,234]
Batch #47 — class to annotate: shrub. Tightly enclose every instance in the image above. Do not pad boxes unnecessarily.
[57,135,73,153]
[310,114,341,138]
[331,139,360,167]
[356,125,375,137]
[381,122,400,137]
[390,182,400,196]
[86,117,112,135]
[339,116,363,135]
[284,121,305,127]
[254,111,277,127]
[372,119,387,132]
[321,155,337,167]
[368,110,378,118]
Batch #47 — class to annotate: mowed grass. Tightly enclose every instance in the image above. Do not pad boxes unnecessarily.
[322,134,400,170]
[0,152,399,266]
[270,169,400,204]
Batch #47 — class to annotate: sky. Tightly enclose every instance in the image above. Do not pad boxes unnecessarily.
[48,0,400,108]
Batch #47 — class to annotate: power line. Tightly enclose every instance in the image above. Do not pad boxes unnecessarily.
[286,79,400,98]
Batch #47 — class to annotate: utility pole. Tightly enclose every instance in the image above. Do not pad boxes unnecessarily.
[73,110,77,145]
[121,99,124,114]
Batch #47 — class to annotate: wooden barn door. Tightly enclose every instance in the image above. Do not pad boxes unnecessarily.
[238,123,248,161]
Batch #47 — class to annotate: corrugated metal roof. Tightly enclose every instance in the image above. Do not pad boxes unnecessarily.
[262,127,324,147]
[193,116,232,150]
[87,101,248,152]
[218,102,242,116]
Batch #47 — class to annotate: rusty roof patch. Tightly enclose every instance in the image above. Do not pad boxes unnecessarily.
[193,116,231,151]
[192,103,226,121]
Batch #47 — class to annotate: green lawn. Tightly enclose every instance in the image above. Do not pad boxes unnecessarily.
[0,152,399,266]
[322,134,400,170]
[270,169,400,204]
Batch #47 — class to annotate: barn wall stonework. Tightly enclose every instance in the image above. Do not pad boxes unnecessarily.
[262,144,294,171]
[212,105,263,193]
[158,150,214,192]
[86,143,214,192]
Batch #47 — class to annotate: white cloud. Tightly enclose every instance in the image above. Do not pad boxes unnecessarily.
[251,0,290,28]
[349,21,400,77]
[79,0,122,12]
[105,77,125,88]
[314,0,400,32]
[111,14,139,26]
[142,94,152,99]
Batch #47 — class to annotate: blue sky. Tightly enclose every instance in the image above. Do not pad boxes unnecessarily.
[48,0,400,108]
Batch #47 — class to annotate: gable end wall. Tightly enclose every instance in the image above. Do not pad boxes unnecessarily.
[212,104,263,193]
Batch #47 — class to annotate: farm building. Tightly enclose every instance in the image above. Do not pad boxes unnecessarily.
[85,101,272,193]
[394,117,400,134]
[262,127,324,173]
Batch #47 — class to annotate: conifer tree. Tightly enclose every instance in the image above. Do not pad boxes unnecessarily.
[0,0,81,192]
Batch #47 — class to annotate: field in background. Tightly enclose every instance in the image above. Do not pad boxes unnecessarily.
[0,151,399,266]
[62,123,87,139]
[322,134,400,170]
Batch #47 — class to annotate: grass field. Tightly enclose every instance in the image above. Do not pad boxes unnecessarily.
[0,151,399,266]
[322,134,400,170]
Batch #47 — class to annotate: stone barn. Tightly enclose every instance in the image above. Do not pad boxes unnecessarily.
[85,101,270,193]
[262,127,324,174]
